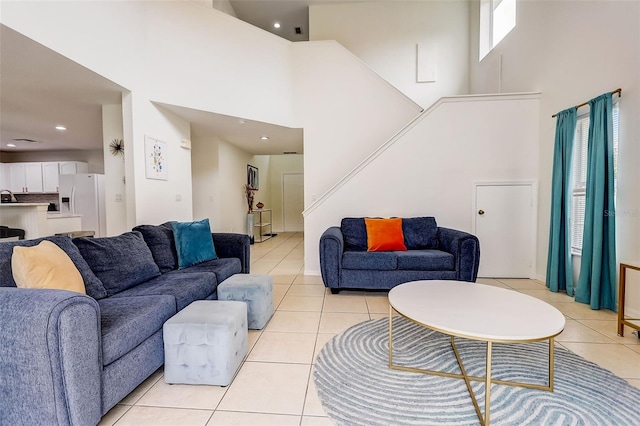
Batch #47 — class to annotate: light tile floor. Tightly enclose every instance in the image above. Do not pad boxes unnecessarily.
[101,233,640,425]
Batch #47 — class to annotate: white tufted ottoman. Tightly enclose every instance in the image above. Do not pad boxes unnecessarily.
[217,274,274,330]
[163,300,247,386]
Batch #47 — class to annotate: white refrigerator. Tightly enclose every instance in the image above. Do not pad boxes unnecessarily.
[59,174,106,237]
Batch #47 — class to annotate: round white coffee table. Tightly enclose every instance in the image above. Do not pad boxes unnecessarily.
[388,280,565,426]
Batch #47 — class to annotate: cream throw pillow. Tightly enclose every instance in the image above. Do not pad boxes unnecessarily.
[12,240,86,294]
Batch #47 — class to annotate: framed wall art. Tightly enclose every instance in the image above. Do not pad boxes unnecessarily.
[145,136,168,181]
[247,164,259,190]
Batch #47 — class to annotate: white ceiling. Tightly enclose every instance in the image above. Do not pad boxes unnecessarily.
[230,0,312,42]
[157,102,303,155]
[0,18,304,157]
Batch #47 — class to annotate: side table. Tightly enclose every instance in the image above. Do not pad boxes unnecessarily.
[253,209,272,243]
[617,262,640,337]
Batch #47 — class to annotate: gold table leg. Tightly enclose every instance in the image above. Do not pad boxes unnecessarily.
[388,311,556,426]
[485,341,492,425]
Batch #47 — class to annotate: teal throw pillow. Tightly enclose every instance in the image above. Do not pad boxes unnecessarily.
[171,218,217,269]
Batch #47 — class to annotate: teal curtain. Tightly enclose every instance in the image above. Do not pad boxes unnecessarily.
[546,108,577,294]
[575,93,617,310]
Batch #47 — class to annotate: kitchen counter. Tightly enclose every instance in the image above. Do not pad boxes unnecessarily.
[1,203,50,207]
[0,204,82,238]
[0,203,49,239]
[47,212,82,219]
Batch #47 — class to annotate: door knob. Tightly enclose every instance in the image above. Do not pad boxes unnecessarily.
[478,210,485,215]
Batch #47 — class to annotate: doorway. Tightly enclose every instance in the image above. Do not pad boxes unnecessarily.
[473,182,537,278]
[283,173,304,232]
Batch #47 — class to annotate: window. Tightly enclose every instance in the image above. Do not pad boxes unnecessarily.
[479,0,517,61]
[571,103,619,253]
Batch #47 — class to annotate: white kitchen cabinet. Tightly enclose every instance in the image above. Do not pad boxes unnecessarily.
[59,161,88,175]
[42,162,60,193]
[24,163,44,193]
[7,163,44,193]
[0,163,7,189]
[8,163,26,193]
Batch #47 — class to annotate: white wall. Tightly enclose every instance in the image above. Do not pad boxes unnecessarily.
[1,0,297,227]
[192,136,253,233]
[212,0,236,17]
[130,102,193,225]
[250,155,272,214]
[304,94,540,275]
[468,0,640,313]
[292,41,422,208]
[102,104,128,236]
[192,150,303,235]
[309,1,470,108]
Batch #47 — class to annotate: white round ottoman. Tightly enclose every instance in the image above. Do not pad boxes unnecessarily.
[163,300,247,386]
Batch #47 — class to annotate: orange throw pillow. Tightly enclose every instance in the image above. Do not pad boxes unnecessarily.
[364,218,407,252]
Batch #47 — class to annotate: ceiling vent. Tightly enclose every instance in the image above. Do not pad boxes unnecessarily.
[283,151,297,154]
[12,138,40,143]
[295,27,303,35]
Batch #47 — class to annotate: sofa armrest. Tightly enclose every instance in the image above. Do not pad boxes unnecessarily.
[438,227,480,282]
[319,227,344,288]
[212,233,251,273]
[0,288,102,426]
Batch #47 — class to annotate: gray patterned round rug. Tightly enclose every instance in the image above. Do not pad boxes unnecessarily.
[314,317,640,426]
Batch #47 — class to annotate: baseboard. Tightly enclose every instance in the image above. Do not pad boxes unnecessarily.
[303,268,321,276]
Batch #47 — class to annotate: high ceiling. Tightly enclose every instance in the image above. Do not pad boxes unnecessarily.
[0,10,304,157]
[230,0,312,42]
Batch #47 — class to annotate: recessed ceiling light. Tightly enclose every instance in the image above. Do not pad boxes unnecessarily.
[260,136,269,140]
[6,143,16,148]
[273,22,281,29]
[55,125,66,131]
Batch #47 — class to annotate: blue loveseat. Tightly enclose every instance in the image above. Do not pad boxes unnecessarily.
[319,217,480,293]
[0,222,249,426]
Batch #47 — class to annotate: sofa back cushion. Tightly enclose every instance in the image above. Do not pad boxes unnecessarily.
[73,231,161,296]
[132,222,178,273]
[0,236,108,299]
[402,217,438,249]
[341,218,368,251]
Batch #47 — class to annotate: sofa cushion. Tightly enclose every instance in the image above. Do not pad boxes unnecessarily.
[110,271,217,310]
[396,250,454,271]
[0,236,107,299]
[341,218,368,251]
[132,222,178,273]
[98,295,176,366]
[402,217,439,249]
[365,218,407,252]
[175,258,242,284]
[12,240,85,294]
[172,219,217,269]
[342,251,397,271]
[73,231,161,297]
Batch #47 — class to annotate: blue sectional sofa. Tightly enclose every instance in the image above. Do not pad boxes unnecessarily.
[0,222,249,426]
[319,217,480,293]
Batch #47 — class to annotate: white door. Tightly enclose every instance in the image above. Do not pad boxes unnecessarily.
[474,183,536,278]
[283,173,304,232]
